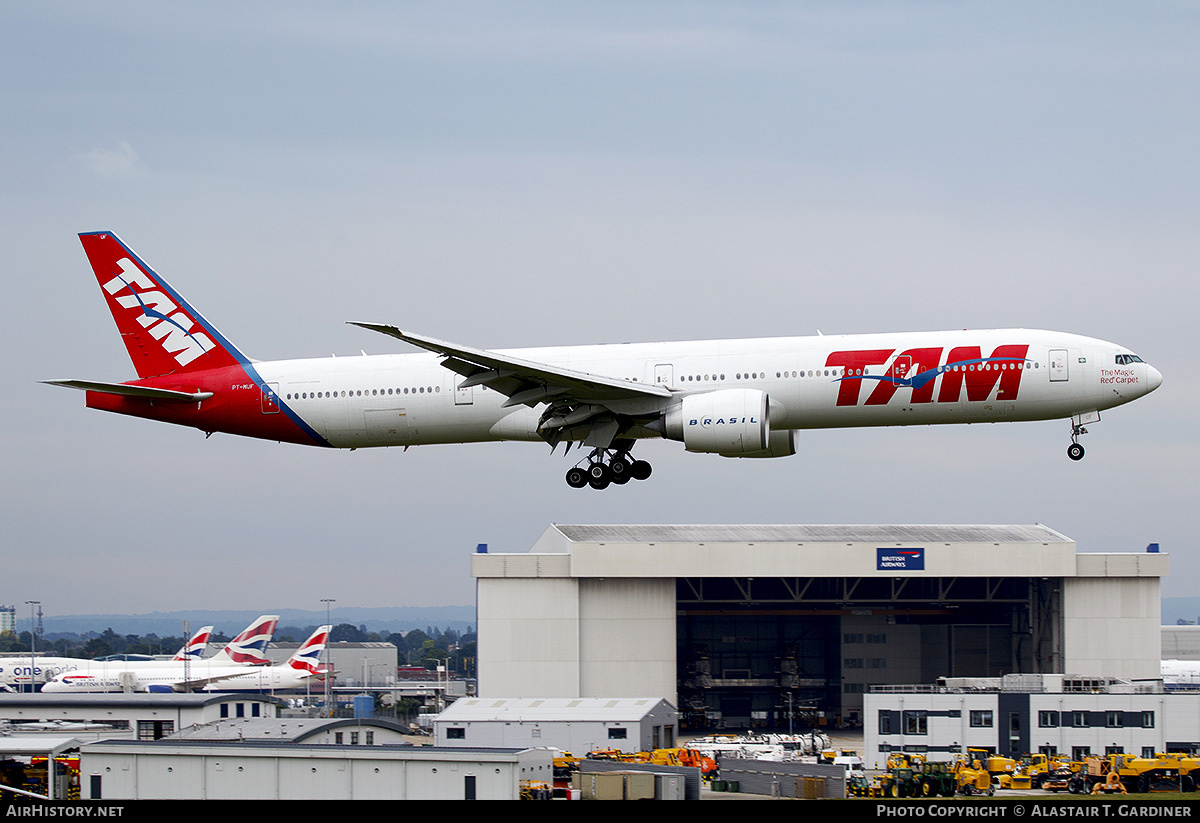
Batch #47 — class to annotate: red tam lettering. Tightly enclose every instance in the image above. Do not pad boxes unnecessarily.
[826,349,893,406]
[937,345,1030,403]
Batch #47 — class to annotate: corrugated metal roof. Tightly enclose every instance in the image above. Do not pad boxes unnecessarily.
[437,697,673,723]
[553,524,1070,545]
[166,717,410,742]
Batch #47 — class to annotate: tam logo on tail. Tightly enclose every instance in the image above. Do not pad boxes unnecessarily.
[102,257,215,367]
[78,232,246,379]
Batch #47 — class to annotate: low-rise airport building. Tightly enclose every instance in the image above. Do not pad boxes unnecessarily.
[432,696,678,753]
[0,693,283,742]
[473,524,1165,730]
[862,674,1200,768]
[78,739,554,800]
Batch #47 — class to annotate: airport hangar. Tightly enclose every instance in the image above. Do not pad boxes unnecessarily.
[473,525,1165,729]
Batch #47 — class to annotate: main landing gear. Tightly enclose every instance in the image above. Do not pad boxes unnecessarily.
[565,448,652,490]
[1067,422,1088,461]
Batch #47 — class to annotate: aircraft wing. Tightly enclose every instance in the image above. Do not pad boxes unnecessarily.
[170,670,258,691]
[349,324,670,405]
[350,323,672,448]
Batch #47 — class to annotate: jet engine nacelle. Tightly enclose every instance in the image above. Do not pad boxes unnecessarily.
[661,389,770,455]
[721,429,796,459]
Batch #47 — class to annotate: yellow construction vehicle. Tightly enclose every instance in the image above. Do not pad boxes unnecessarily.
[847,774,883,798]
[879,752,926,798]
[968,748,1018,786]
[1079,754,1185,794]
[1154,753,1200,792]
[1006,753,1073,790]
[520,780,554,800]
[951,755,995,796]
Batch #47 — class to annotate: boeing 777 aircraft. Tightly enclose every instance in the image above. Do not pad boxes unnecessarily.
[46,232,1162,489]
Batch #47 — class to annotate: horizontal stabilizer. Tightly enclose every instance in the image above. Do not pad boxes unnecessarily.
[42,379,213,403]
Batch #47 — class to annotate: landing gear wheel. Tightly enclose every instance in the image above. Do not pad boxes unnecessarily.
[588,474,611,490]
[609,455,632,481]
[587,462,611,483]
[565,467,588,488]
[1067,443,1085,461]
[630,459,652,481]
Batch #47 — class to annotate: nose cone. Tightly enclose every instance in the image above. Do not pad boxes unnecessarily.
[1147,365,1163,392]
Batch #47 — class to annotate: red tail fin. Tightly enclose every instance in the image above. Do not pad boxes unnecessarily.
[79,232,247,378]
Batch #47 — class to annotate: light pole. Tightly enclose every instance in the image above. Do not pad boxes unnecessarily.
[25,601,39,693]
[321,599,335,717]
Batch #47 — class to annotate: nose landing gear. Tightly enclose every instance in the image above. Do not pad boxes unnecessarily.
[1067,423,1088,461]
[565,448,652,489]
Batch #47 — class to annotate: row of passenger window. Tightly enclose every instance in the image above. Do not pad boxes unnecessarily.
[676,361,1039,384]
[286,386,441,401]
[288,359,1044,398]
[677,369,836,383]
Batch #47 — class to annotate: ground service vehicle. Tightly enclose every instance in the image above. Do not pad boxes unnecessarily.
[915,761,957,798]
[951,756,995,796]
[1079,754,1186,794]
[879,753,925,798]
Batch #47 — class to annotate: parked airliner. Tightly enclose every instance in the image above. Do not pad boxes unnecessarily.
[1162,660,1200,689]
[42,626,332,693]
[0,625,210,692]
[0,616,276,692]
[45,232,1162,488]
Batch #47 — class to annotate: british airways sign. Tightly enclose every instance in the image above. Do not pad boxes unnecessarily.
[877,547,925,571]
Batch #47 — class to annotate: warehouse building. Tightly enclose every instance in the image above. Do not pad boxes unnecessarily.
[0,693,284,742]
[79,739,554,800]
[432,697,678,753]
[473,524,1165,729]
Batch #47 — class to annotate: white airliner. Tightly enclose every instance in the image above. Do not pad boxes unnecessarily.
[45,232,1162,488]
[0,616,277,692]
[41,626,332,694]
[1161,660,1200,689]
[0,625,211,692]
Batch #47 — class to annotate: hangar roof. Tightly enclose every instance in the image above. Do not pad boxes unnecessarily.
[435,697,675,724]
[548,524,1072,545]
[473,523,1166,581]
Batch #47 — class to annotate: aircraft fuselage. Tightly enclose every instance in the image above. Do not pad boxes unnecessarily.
[51,232,1163,488]
[85,329,1160,449]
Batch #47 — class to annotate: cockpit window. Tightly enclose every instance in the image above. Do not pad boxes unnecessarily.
[1115,354,1144,365]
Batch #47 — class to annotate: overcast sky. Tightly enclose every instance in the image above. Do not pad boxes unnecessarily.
[3,2,1195,617]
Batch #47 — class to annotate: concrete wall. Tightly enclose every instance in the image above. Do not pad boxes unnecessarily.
[477,576,676,701]
[478,577,581,697]
[579,578,676,702]
[1063,575,1161,679]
